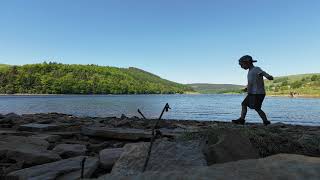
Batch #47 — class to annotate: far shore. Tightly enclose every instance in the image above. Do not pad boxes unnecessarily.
[0,93,319,98]
[267,94,320,99]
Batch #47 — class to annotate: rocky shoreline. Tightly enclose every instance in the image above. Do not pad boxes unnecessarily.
[0,113,320,179]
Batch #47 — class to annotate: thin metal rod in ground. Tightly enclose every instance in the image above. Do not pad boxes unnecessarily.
[81,157,86,179]
[142,103,170,172]
[138,109,146,119]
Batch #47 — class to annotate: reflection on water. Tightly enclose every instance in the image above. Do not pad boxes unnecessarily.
[0,94,319,126]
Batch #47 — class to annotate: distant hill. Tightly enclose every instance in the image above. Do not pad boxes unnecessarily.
[265,73,320,96]
[0,64,10,70]
[0,62,193,94]
[188,73,320,96]
[187,83,245,94]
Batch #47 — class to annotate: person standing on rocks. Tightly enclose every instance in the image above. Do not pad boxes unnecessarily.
[232,55,274,126]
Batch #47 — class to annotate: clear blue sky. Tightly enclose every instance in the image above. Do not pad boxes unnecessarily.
[0,0,319,85]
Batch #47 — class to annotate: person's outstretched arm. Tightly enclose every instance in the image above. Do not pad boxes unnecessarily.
[258,70,273,80]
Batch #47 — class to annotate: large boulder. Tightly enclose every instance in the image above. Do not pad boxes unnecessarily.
[240,125,309,157]
[99,148,124,170]
[298,133,320,156]
[204,128,259,164]
[111,140,207,176]
[53,144,87,158]
[0,136,61,167]
[8,156,99,180]
[99,154,320,180]
[81,127,152,140]
[4,113,20,120]
[0,113,19,125]
[0,118,13,124]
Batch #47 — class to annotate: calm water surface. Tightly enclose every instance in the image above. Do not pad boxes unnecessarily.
[0,94,319,126]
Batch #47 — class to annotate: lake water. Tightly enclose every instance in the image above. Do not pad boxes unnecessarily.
[0,94,319,126]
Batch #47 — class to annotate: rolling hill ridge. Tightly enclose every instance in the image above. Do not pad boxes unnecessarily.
[0,63,193,94]
[187,83,245,94]
[265,73,320,96]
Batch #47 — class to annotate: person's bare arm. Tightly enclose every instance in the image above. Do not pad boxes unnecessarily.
[259,71,273,80]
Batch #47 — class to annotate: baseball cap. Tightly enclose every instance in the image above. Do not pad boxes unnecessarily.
[239,55,257,63]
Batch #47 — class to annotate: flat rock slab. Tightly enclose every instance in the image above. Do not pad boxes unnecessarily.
[0,129,34,136]
[0,136,61,166]
[30,134,62,143]
[81,127,153,140]
[53,144,87,158]
[100,154,320,180]
[47,131,79,138]
[19,123,60,132]
[111,140,207,176]
[81,127,198,141]
[8,156,99,180]
[159,128,199,137]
